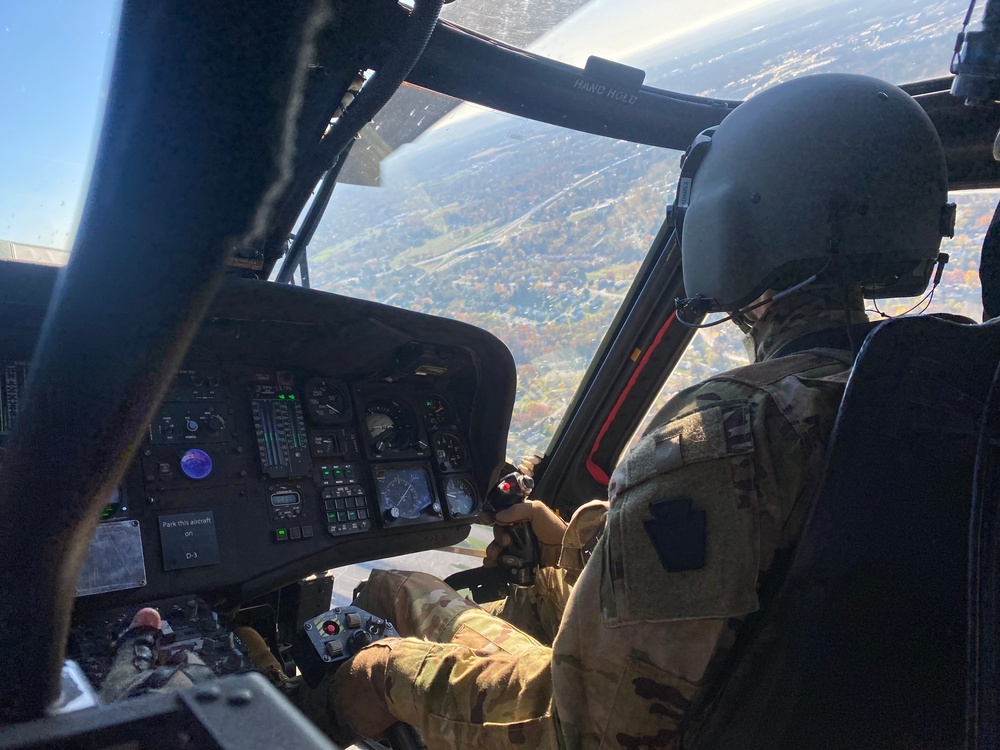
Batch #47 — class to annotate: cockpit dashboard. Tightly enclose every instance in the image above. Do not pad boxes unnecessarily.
[0,261,515,613]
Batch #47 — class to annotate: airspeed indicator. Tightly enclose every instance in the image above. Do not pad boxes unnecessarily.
[305,378,350,425]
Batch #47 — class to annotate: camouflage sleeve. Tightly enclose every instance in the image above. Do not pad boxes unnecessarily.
[335,568,561,747]
[601,396,765,624]
[551,379,837,748]
[381,634,559,749]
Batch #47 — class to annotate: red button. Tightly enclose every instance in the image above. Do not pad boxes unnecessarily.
[324,622,338,635]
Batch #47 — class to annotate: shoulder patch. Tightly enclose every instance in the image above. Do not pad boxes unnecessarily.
[643,498,706,572]
[611,402,753,498]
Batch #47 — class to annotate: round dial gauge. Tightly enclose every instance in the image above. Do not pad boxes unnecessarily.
[305,378,349,424]
[378,468,433,519]
[433,432,468,473]
[423,395,451,432]
[443,476,477,517]
[364,400,416,452]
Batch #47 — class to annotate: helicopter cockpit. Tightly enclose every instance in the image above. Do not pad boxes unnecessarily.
[1,0,999,747]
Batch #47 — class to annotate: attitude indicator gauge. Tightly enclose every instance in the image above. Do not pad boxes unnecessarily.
[442,475,477,517]
[363,399,419,455]
[305,378,350,425]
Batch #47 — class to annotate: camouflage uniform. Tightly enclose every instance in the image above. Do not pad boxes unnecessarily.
[335,293,867,750]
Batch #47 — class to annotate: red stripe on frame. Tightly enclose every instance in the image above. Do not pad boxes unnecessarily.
[585,311,678,486]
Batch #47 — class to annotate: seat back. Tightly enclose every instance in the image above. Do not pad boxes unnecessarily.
[686,315,1000,750]
[969,350,1000,749]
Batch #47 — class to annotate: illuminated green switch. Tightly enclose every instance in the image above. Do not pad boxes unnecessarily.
[275,529,288,542]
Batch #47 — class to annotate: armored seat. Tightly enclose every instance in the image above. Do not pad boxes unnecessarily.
[687,314,1000,750]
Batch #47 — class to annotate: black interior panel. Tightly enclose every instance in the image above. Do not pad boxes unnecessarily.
[0,261,515,612]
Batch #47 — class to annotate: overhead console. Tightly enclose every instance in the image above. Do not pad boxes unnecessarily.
[0,262,516,611]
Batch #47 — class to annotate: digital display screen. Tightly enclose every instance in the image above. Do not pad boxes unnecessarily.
[375,467,433,520]
[271,492,301,507]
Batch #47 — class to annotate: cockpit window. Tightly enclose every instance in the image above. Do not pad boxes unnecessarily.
[0,1,119,260]
[313,99,672,461]
[304,0,970,461]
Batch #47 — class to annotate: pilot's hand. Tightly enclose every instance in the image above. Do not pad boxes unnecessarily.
[330,642,397,741]
[481,499,566,568]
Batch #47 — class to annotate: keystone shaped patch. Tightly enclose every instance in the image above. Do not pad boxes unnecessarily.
[643,498,706,572]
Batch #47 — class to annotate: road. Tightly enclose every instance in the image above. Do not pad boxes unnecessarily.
[413,150,642,275]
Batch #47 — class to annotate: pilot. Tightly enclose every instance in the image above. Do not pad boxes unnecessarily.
[322,73,954,748]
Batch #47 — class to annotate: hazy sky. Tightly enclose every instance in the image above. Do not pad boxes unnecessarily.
[3,0,795,250]
[0,0,966,249]
[0,1,119,249]
[530,0,787,64]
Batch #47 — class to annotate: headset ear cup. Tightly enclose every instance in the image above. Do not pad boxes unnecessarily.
[669,129,716,242]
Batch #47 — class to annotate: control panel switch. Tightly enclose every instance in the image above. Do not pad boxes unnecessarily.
[350,630,373,650]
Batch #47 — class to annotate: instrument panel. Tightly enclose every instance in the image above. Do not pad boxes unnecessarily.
[0,262,517,611]
[139,370,479,550]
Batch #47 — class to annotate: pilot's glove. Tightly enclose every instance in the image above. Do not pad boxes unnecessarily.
[100,608,214,702]
[481,499,567,568]
[234,626,287,686]
[330,642,397,741]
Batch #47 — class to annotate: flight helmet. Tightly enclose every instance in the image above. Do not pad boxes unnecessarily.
[671,73,954,315]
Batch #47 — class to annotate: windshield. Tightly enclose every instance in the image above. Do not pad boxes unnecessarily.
[5,0,980,462]
[304,0,971,461]
[1,2,119,260]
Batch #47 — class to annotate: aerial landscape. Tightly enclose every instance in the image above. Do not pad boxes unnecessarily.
[309,0,983,461]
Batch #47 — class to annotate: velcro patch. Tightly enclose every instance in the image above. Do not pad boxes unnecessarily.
[610,402,753,499]
[643,498,706,572]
